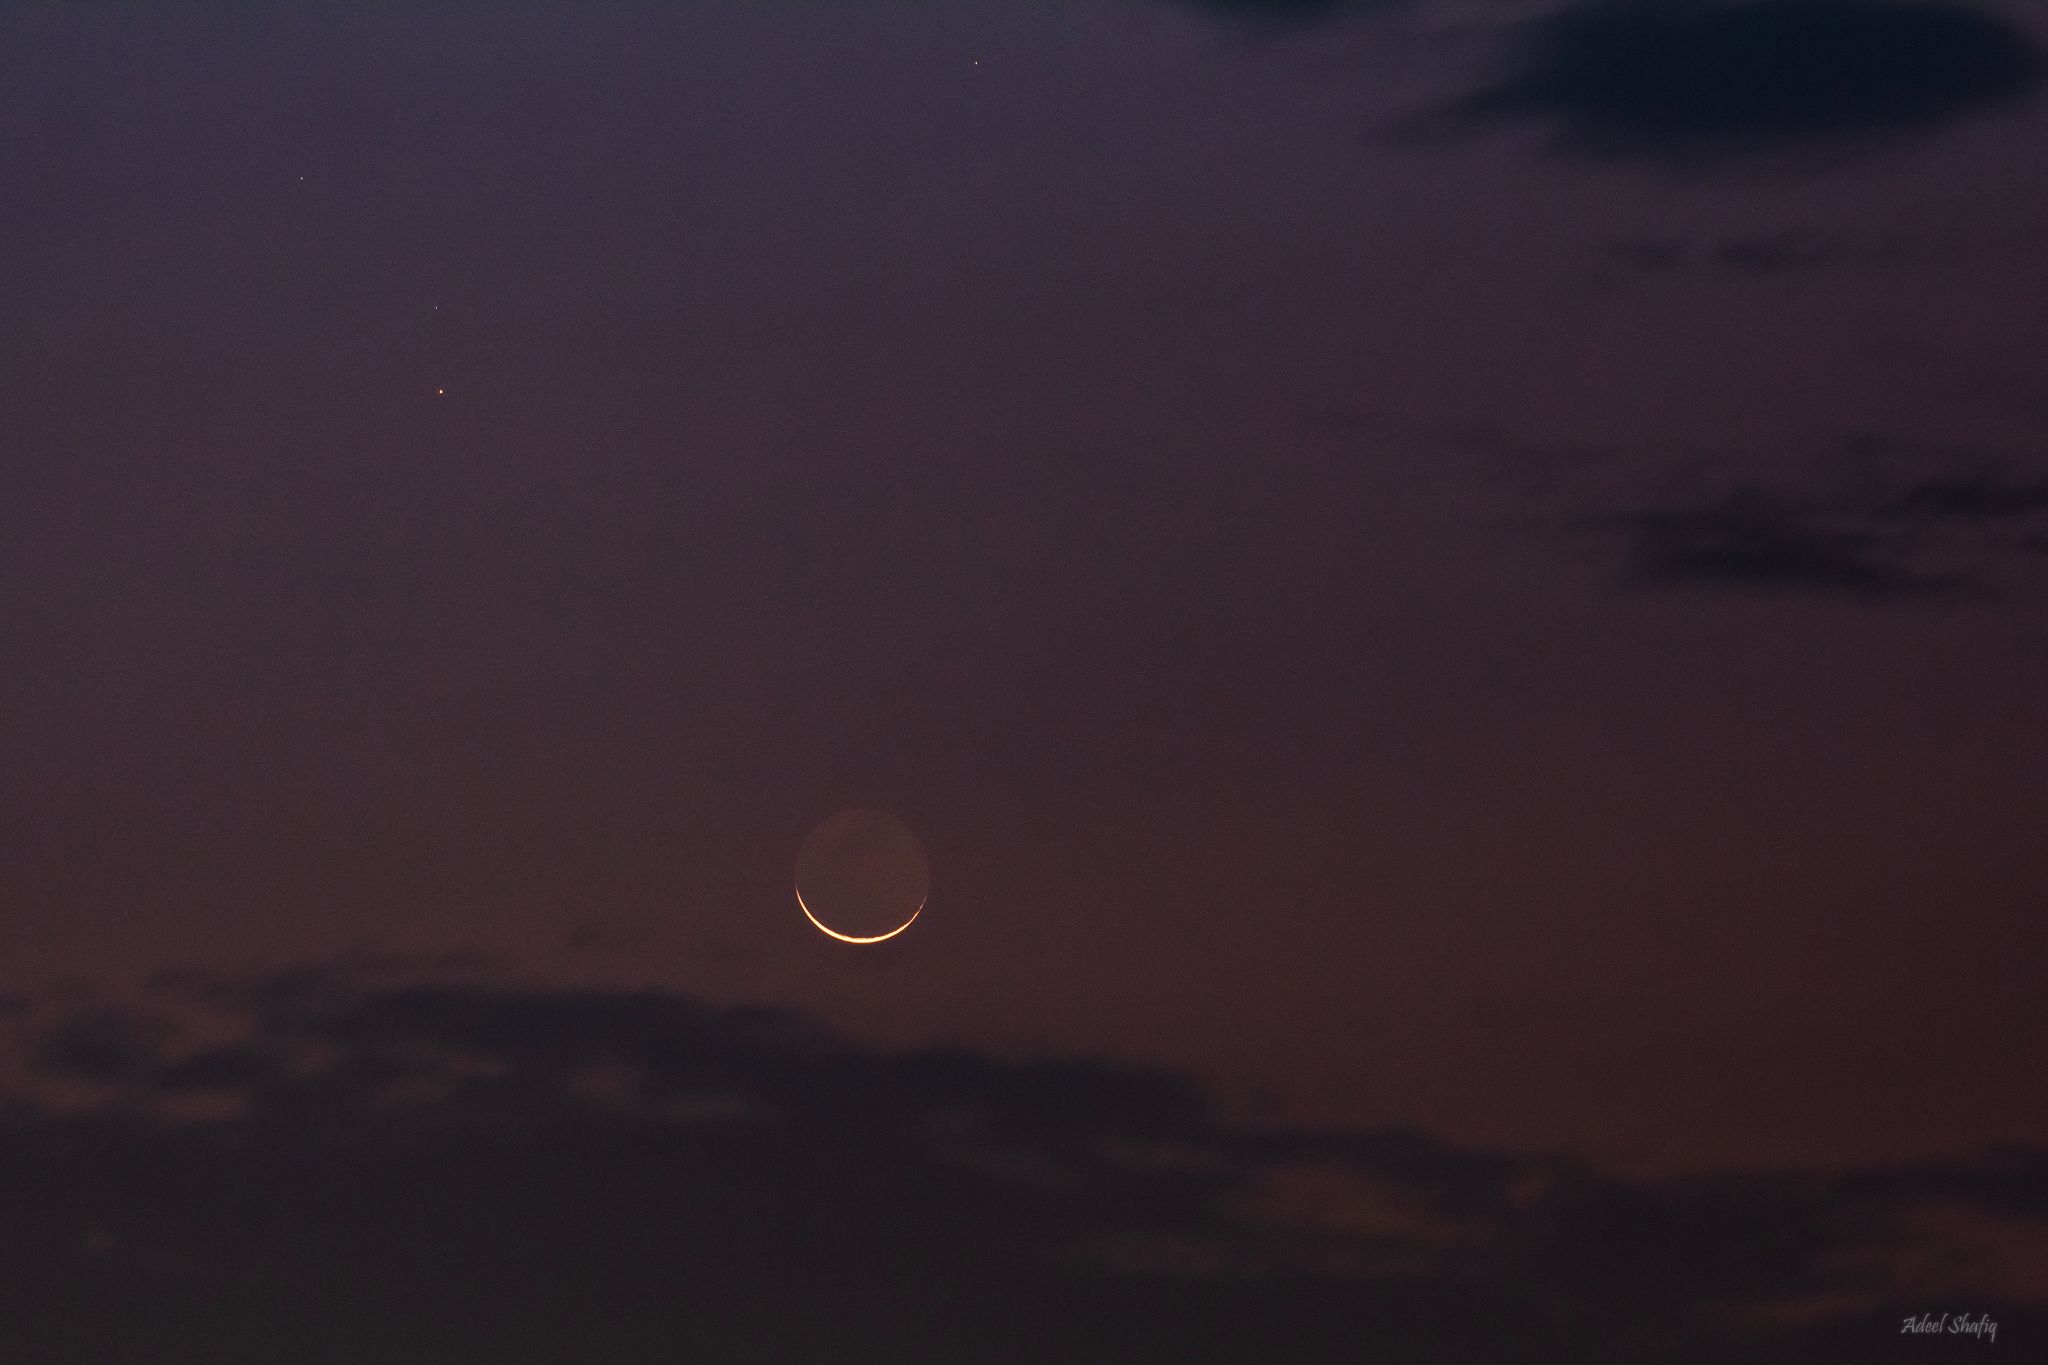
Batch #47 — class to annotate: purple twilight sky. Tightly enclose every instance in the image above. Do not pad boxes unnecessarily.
[5,0,2047,1175]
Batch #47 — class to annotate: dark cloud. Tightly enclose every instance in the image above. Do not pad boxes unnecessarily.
[1884,476,2048,519]
[1599,488,1980,598]
[0,968,2041,1361]
[1443,0,2046,165]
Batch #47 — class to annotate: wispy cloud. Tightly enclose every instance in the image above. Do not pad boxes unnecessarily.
[1885,476,2048,521]
[1600,487,1981,598]
[1599,229,1870,277]
[1570,432,2048,600]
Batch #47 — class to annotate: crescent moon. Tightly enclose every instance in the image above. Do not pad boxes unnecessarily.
[795,883,922,944]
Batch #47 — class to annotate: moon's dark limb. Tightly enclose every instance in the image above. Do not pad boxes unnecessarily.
[794,810,930,943]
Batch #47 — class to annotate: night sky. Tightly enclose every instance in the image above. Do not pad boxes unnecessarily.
[2,0,2046,1358]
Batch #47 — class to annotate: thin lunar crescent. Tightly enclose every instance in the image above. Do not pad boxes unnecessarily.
[792,809,930,944]
[795,884,922,944]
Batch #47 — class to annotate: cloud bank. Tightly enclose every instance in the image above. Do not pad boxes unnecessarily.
[1,964,2041,1361]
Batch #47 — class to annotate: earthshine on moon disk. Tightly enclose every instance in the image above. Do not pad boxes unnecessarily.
[794,809,930,944]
